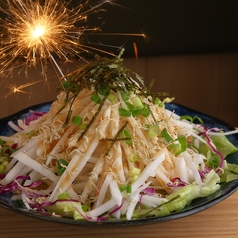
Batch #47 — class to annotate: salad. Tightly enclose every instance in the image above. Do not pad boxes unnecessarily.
[0,52,238,222]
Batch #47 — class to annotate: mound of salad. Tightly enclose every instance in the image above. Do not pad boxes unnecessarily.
[0,52,238,222]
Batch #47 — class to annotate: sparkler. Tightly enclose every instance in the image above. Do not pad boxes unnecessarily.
[0,0,113,78]
[0,0,146,98]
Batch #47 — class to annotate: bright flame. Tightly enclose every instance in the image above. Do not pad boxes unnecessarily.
[32,24,46,39]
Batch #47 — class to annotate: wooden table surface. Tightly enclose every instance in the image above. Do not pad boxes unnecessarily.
[0,190,237,238]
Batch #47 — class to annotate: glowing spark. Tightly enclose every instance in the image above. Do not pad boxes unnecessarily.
[0,0,112,76]
[5,79,44,98]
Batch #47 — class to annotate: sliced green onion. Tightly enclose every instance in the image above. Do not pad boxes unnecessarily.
[91,94,101,104]
[131,96,144,109]
[119,107,132,117]
[168,143,181,155]
[126,184,132,193]
[132,107,145,117]
[121,92,129,101]
[142,106,151,117]
[207,154,221,168]
[72,115,83,126]
[176,136,187,155]
[119,184,127,192]
[108,93,116,103]
[121,129,133,145]
[128,153,138,162]
[154,97,164,107]
[79,123,88,130]
[148,125,159,138]
[168,136,187,155]
[57,159,68,176]
[161,129,173,142]
[128,167,141,177]
[180,115,203,124]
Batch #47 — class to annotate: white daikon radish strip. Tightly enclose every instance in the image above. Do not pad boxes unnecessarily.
[80,157,104,202]
[86,198,117,218]
[0,136,18,143]
[4,158,17,173]
[182,151,203,186]
[140,194,167,207]
[131,150,166,192]
[126,182,150,220]
[155,166,171,186]
[191,131,207,144]
[24,170,42,186]
[66,186,79,200]
[49,136,100,201]
[95,107,111,139]
[174,156,189,183]
[126,193,139,220]
[11,137,41,156]
[13,151,58,182]
[109,178,123,205]
[7,121,22,132]
[112,142,126,183]
[45,124,78,165]
[0,162,26,185]
[95,172,113,208]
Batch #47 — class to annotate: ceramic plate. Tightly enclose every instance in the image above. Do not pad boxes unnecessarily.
[0,102,238,226]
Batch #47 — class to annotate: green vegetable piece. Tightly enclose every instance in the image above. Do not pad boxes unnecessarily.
[154,97,164,107]
[207,154,221,168]
[220,163,238,182]
[98,86,109,96]
[176,136,187,155]
[142,106,151,117]
[108,93,116,103]
[169,143,180,155]
[0,164,4,174]
[161,129,173,142]
[121,92,129,102]
[62,81,71,89]
[57,159,68,176]
[0,138,5,146]
[119,184,127,192]
[180,115,203,124]
[126,184,132,193]
[128,153,138,162]
[121,129,133,145]
[131,96,144,110]
[211,134,238,158]
[58,192,71,200]
[119,107,132,117]
[148,125,159,138]
[79,123,88,130]
[91,94,102,104]
[72,115,83,126]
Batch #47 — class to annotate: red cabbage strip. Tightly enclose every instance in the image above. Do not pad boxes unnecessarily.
[199,127,225,168]
[25,111,46,125]
[0,175,42,197]
[167,177,187,187]
[96,197,127,221]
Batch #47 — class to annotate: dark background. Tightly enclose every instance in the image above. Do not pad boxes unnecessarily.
[83,0,238,56]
